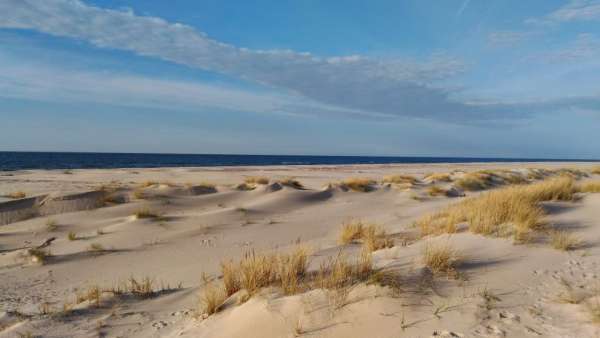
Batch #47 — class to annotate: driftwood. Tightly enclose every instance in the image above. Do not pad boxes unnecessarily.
[34,237,56,249]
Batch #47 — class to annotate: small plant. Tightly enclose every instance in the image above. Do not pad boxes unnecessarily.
[88,243,105,252]
[67,231,77,241]
[28,248,49,264]
[46,218,58,231]
[550,230,580,251]
[7,191,26,199]
[422,242,460,276]
[199,281,226,316]
[339,220,365,244]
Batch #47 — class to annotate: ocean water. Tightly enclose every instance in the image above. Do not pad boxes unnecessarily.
[0,151,597,171]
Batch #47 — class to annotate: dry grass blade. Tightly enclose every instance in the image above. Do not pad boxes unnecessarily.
[549,230,580,251]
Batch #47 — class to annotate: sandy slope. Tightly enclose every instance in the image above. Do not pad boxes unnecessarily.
[0,162,599,338]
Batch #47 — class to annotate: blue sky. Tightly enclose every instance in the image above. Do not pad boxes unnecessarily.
[1,0,600,158]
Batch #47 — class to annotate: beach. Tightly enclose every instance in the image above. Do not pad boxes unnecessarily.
[1,162,600,337]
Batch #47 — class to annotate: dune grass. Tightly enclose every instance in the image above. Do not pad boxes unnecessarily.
[424,173,452,183]
[341,178,377,192]
[7,191,26,199]
[422,242,460,276]
[580,181,600,193]
[27,248,49,264]
[134,208,160,219]
[244,176,270,185]
[338,220,394,252]
[427,185,447,197]
[592,166,600,175]
[454,172,496,191]
[382,174,418,185]
[416,177,578,242]
[339,220,366,244]
[88,243,105,252]
[549,230,580,251]
[200,280,226,316]
[278,177,304,189]
[67,231,77,241]
[139,181,158,188]
[199,245,396,316]
[45,218,58,231]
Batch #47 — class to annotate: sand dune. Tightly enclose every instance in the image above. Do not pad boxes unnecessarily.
[1,163,600,337]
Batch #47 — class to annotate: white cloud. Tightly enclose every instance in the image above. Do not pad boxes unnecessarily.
[527,0,600,25]
[0,0,599,124]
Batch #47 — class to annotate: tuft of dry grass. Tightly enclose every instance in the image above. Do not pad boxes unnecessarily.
[425,173,452,183]
[46,218,58,231]
[416,177,577,242]
[454,172,495,191]
[88,243,105,252]
[132,189,146,200]
[244,176,270,185]
[422,242,460,276]
[580,181,600,193]
[27,248,49,264]
[220,259,241,297]
[341,178,377,192]
[549,230,580,251]
[338,221,393,252]
[339,220,366,244]
[277,247,309,295]
[134,208,160,219]
[199,280,226,316]
[67,231,77,241]
[7,191,26,199]
[362,225,394,252]
[427,185,447,197]
[382,174,417,185]
[139,181,157,188]
[235,182,256,191]
[278,178,304,189]
[592,166,600,175]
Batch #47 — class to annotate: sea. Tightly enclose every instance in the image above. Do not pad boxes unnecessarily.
[0,151,597,171]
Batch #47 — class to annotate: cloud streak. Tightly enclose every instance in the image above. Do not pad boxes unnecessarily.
[1,0,599,125]
[0,0,535,124]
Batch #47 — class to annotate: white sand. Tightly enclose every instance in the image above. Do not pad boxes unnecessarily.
[0,162,599,337]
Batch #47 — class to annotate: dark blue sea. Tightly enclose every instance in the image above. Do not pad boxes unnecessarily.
[0,152,597,171]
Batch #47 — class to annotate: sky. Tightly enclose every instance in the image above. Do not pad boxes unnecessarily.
[1,0,600,158]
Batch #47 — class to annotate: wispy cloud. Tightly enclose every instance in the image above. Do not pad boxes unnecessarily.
[487,30,534,47]
[1,0,599,125]
[527,0,600,25]
[534,33,600,62]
